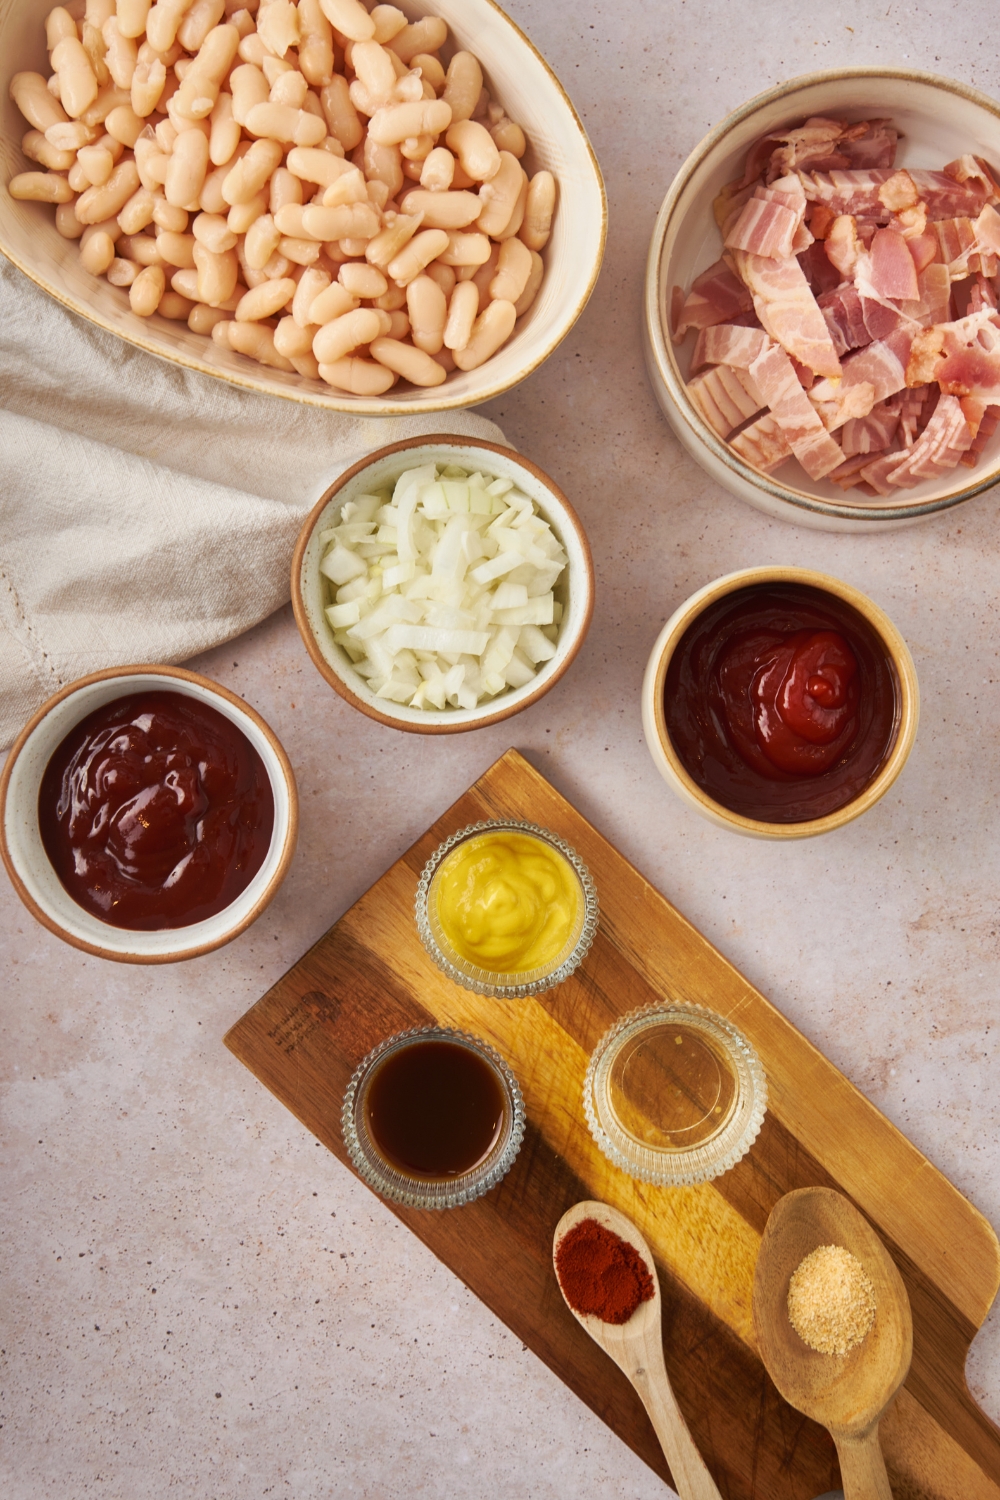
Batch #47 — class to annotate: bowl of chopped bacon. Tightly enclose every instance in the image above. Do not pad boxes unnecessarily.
[645,69,1000,530]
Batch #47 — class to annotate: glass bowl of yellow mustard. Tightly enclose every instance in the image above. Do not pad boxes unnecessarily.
[415,820,599,998]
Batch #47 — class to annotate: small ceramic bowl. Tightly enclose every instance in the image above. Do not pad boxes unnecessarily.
[0,0,605,416]
[292,435,594,733]
[415,819,599,997]
[644,68,1000,532]
[0,664,298,962]
[641,567,919,840]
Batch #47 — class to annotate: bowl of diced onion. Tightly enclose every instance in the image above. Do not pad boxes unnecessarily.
[291,435,594,730]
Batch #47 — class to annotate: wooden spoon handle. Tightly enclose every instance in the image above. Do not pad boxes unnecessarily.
[632,1356,723,1500]
[834,1426,893,1500]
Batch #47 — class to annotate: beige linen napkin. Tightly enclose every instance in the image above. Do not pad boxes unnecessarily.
[0,257,505,749]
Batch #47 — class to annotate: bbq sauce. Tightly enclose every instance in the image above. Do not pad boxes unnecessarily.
[364,1040,507,1179]
[664,584,899,822]
[38,689,274,930]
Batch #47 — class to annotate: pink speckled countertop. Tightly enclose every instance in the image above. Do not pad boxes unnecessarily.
[4,2,1000,1496]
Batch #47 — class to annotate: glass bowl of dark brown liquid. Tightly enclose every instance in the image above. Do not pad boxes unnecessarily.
[342,1027,526,1210]
[641,567,920,838]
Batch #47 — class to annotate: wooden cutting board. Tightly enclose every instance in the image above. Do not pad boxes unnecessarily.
[225,748,1000,1499]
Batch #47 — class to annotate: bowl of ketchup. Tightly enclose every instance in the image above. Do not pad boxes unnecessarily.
[641,568,919,838]
[0,665,298,962]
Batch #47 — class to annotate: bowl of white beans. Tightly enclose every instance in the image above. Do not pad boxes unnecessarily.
[1,0,606,413]
[291,433,595,730]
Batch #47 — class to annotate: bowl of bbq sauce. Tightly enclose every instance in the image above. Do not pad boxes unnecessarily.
[642,568,919,838]
[0,665,298,961]
[342,1027,526,1210]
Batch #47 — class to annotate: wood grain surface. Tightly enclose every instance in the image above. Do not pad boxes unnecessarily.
[225,748,1000,1499]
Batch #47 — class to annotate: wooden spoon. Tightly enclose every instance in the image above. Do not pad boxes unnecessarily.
[752,1187,913,1500]
[553,1200,722,1500]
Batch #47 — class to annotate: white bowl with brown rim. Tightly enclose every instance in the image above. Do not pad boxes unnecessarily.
[292,435,594,732]
[641,567,919,839]
[0,0,605,416]
[644,68,1000,532]
[0,664,298,962]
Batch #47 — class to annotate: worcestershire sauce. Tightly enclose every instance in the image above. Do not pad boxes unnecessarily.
[364,1040,506,1178]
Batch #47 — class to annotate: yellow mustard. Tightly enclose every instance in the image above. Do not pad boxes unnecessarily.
[433,831,582,974]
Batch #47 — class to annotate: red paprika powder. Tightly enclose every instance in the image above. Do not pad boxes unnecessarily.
[555,1218,655,1325]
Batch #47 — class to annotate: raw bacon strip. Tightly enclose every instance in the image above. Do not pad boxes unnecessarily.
[725,192,802,259]
[900,264,951,329]
[959,403,1000,466]
[819,284,870,355]
[800,169,991,222]
[748,343,846,478]
[969,275,999,313]
[885,394,973,484]
[839,120,898,169]
[829,452,883,487]
[729,412,793,473]
[798,238,843,297]
[686,365,764,437]
[944,155,1000,203]
[840,396,902,456]
[671,257,754,342]
[732,248,842,378]
[826,214,861,276]
[931,217,985,277]
[869,228,919,301]
[820,326,913,404]
[899,386,932,447]
[691,323,771,371]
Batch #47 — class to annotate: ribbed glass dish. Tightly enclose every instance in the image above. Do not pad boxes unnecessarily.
[584,1003,767,1186]
[342,1026,526,1210]
[415,820,599,998]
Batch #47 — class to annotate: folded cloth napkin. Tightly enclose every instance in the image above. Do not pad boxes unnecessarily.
[0,256,505,749]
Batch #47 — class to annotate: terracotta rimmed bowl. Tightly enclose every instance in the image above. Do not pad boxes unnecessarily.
[644,68,1000,532]
[0,665,298,962]
[292,435,594,733]
[641,567,919,840]
[0,0,605,417]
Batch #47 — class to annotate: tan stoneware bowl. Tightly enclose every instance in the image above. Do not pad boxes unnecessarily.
[0,0,605,416]
[292,434,594,732]
[644,68,1000,531]
[641,567,919,840]
[0,664,298,962]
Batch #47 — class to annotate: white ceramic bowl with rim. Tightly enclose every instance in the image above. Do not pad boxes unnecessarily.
[0,664,298,962]
[641,566,920,839]
[0,0,606,416]
[644,68,1000,532]
[291,434,594,732]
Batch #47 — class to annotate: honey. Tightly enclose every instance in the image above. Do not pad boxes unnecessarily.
[363,1038,507,1179]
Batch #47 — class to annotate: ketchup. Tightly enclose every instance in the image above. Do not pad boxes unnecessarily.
[38,690,275,930]
[664,585,899,823]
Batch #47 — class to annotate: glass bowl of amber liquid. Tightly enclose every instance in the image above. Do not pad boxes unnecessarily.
[342,1027,526,1210]
[584,1003,767,1186]
[415,820,599,998]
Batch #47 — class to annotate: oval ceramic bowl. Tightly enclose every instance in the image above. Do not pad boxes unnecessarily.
[0,665,298,962]
[292,435,594,732]
[641,567,919,839]
[644,68,1000,532]
[0,0,605,416]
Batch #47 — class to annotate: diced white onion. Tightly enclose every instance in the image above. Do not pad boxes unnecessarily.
[317,463,569,710]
